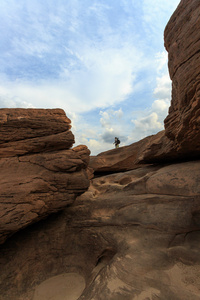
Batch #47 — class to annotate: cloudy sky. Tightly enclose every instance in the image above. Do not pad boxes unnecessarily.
[0,0,180,154]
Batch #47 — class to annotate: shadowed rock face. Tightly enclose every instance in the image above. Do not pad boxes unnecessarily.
[0,109,90,244]
[0,161,200,300]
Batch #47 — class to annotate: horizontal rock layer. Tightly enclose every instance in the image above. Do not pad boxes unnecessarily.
[0,109,90,244]
[0,108,71,143]
[0,108,74,157]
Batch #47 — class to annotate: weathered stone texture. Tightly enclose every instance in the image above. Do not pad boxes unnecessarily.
[0,109,90,244]
[0,161,200,300]
[140,0,200,163]
[1,1,200,300]
[0,108,74,157]
[164,0,200,153]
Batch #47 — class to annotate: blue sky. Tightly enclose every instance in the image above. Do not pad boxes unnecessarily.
[0,0,180,154]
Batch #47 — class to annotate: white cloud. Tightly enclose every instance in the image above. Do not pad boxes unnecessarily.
[72,108,127,154]
[142,0,180,35]
[153,73,171,100]
[0,0,158,114]
[114,108,123,118]
[0,41,142,114]
[0,1,178,156]
[155,51,168,73]
[78,135,112,155]
[99,108,123,128]
[132,112,163,131]
[0,84,34,108]
[152,99,169,112]
[129,55,172,143]
[99,108,128,145]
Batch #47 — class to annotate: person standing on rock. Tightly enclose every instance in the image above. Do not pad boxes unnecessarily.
[114,137,120,148]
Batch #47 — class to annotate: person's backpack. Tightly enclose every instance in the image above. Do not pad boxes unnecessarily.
[116,138,120,145]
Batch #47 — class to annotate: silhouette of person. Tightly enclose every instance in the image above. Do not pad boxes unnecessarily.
[113,137,120,148]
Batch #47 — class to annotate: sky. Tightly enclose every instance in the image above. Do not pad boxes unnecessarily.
[0,0,180,155]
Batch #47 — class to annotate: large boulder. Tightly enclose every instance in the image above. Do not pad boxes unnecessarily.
[0,109,90,244]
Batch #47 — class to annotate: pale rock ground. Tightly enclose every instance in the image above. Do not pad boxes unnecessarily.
[33,273,85,300]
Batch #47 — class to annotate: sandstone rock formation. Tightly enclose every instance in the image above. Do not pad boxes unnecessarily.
[89,133,164,174]
[90,0,200,168]
[1,1,200,300]
[89,133,157,174]
[139,0,200,163]
[0,109,90,244]
[0,161,200,300]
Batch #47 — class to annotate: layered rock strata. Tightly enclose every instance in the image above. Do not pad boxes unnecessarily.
[0,109,90,244]
[0,161,200,300]
[1,1,200,300]
[140,0,200,163]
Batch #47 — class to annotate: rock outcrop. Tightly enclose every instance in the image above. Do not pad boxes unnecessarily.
[1,1,200,300]
[1,161,200,300]
[91,0,200,167]
[140,0,200,163]
[89,133,158,174]
[0,109,90,244]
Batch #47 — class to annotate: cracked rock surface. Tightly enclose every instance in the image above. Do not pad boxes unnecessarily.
[0,108,90,244]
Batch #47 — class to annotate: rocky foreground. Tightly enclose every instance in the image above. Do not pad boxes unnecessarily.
[0,0,200,299]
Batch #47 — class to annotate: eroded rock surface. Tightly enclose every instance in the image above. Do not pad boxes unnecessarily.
[0,161,200,300]
[139,0,200,163]
[0,109,90,244]
[1,1,200,300]
[0,108,74,157]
